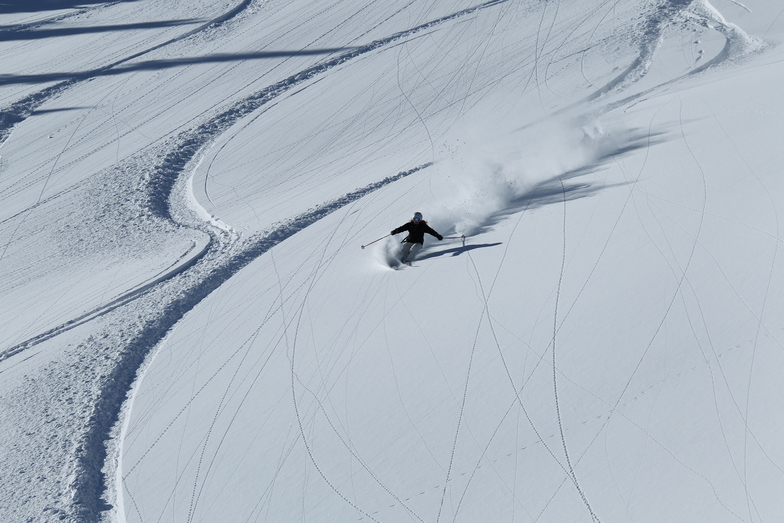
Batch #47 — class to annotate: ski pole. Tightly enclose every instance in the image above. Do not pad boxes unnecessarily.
[443,235,466,246]
[361,234,390,249]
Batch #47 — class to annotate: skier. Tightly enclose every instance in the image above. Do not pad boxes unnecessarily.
[391,212,443,263]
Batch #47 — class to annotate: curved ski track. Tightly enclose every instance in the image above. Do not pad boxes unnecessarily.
[65,1,516,519]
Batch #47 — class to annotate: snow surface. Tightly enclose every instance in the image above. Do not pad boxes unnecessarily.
[1,0,784,521]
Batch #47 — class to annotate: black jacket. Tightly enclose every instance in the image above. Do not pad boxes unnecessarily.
[391,220,443,244]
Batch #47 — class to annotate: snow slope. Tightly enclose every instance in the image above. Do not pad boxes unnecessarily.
[1,0,783,522]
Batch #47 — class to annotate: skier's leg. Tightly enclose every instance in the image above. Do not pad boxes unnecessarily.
[405,243,422,262]
[400,242,413,262]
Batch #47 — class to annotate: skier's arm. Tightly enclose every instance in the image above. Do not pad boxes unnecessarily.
[391,223,409,235]
[425,225,443,241]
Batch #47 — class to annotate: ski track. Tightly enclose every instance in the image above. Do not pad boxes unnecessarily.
[6,0,512,517]
[0,237,210,366]
[0,0,257,354]
[522,0,762,126]
[283,223,430,523]
[597,0,763,115]
[550,177,601,523]
[72,160,431,520]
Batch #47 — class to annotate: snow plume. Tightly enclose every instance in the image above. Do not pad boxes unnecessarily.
[427,116,625,238]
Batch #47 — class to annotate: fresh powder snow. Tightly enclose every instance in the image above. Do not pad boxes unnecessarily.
[1,0,783,522]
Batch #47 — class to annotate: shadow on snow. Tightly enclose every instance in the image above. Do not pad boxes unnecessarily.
[30,106,91,115]
[0,0,140,15]
[417,242,503,261]
[0,19,203,40]
[0,0,254,144]
[0,49,359,86]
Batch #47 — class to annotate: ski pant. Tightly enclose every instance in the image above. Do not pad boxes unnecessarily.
[400,241,422,262]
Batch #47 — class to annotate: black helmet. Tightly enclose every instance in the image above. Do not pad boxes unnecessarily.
[413,212,423,222]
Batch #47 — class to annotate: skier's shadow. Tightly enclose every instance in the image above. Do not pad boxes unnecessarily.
[417,242,502,261]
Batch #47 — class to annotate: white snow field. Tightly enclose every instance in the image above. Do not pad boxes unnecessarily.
[1,0,783,521]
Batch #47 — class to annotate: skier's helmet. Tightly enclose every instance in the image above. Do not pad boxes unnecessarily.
[413,212,423,222]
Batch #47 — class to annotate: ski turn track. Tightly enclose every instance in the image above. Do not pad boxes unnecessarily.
[5,2,517,519]
[73,161,432,521]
